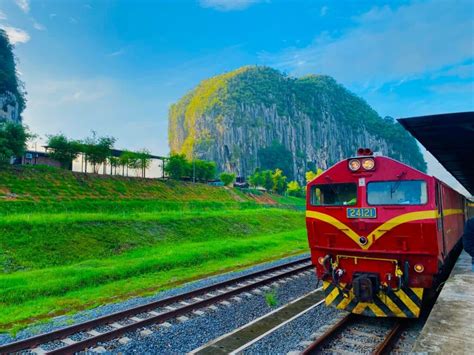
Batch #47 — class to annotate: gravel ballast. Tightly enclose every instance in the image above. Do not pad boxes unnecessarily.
[100,269,320,353]
[0,253,310,346]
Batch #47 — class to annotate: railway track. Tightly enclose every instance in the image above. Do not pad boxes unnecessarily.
[0,257,312,354]
[302,313,406,355]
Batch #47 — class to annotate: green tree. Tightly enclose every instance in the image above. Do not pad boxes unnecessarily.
[261,170,274,191]
[305,168,324,183]
[272,168,287,194]
[192,159,216,182]
[249,169,263,187]
[259,142,293,179]
[0,29,26,114]
[0,122,29,165]
[119,150,134,176]
[136,149,152,178]
[46,133,81,169]
[108,156,120,175]
[83,132,116,173]
[287,180,303,197]
[220,172,236,186]
[164,154,190,180]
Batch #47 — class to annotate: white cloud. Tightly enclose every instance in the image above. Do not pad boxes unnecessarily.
[264,1,474,87]
[15,0,30,13]
[108,48,125,57]
[199,0,261,11]
[33,21,46,31]
[1,25,30,44]
[0,10,7,20]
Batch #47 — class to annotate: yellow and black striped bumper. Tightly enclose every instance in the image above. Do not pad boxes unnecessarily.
[323,281,423,318]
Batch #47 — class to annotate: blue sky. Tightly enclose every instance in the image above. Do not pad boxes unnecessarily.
[1,0,473,192]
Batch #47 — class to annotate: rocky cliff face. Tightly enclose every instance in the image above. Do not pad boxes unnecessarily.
[0,91,21,124]
[169,66,426,182]
[0,29,25,124]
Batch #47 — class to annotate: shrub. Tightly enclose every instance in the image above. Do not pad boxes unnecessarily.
[220,172,236,186]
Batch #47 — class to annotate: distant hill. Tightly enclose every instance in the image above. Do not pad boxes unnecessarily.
[169,66,426,181]
[0,29,25,124]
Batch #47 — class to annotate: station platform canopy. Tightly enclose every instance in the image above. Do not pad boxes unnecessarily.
[398,112,474,196]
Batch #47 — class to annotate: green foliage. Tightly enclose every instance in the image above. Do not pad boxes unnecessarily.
[193,159,216,182]
[272,168,287,194]
[0,122,29,165]
[249,168,287,194]
[287,180,303,197]
[305,168,323,183]
[0,166,307,330]
[259,142,293,179]
[164,154,190,180]
[0,29,26,114]
[82,132,116,173]
[46,134,82,169]
[220,172,236,186]
[264,289,278,307]
[169,66,427,173]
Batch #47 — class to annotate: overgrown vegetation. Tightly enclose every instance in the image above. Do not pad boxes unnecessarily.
[0,122,30,165]
[164,153,216,181]
[169,66,427,173]
[0,167,306,331]
[0,29,26,113]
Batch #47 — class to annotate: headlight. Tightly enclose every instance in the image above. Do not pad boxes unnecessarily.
[414,264,424,273]
[348,159,361,171]
[362,158,375,170]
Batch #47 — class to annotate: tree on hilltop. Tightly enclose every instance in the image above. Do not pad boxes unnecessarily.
[47,133,82,169]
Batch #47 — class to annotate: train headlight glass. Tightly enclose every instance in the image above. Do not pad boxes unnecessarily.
[414,264,424,273]
[348,159,361,171]
[362,158,375,170]
[318,257,325,265]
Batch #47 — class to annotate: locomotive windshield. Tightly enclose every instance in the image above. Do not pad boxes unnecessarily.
[311,183,357,206]
[367,180,427,205]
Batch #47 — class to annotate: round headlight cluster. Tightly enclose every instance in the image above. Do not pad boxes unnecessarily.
[362,158,375,170]
[348,159,361,171]
[348,158,375,172]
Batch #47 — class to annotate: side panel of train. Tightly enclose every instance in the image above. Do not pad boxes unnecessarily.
[306,155,465,318]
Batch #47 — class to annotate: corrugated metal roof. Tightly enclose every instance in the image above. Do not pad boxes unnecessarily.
[398,112,474,195]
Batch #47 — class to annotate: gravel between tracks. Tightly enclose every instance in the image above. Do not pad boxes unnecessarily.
[99,270,319,353]
[0,253,309,346]
[243,303,341,355]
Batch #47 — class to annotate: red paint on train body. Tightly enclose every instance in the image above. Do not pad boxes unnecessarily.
[306,151,466,316]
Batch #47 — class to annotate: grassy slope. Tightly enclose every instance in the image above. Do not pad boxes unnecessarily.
[0,166,306,332]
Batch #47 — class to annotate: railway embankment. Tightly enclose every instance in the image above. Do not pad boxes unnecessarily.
[0,166,306,333]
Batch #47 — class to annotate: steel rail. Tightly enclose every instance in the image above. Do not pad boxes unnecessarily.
[302,314,405,355]
[0,257,312,354]
[373,320,405,355]
[302,313,353,355]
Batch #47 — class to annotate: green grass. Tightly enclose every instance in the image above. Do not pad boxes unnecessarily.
[0,166,307,333]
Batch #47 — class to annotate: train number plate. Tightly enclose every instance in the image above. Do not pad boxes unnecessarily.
[346,208,377,219]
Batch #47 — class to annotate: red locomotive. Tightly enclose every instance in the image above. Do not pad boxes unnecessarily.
[306,148,466,318]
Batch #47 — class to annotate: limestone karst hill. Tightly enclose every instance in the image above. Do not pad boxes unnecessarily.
[169,66,426,181]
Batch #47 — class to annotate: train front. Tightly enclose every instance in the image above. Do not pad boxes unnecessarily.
[306,149,438,318]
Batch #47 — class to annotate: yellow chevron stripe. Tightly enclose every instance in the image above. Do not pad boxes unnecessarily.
[397,289,421,317]
[306,211,361,246]
[367,302,386,317]
[411,288,424,300]
[325,286,340,306]
[368,211,437,247]
[353,302,369,314]
[383,294,407,318]
[336,294,353,309]
[307,210,440,249]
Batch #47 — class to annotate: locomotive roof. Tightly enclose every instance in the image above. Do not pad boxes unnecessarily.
[398,111,474,195]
